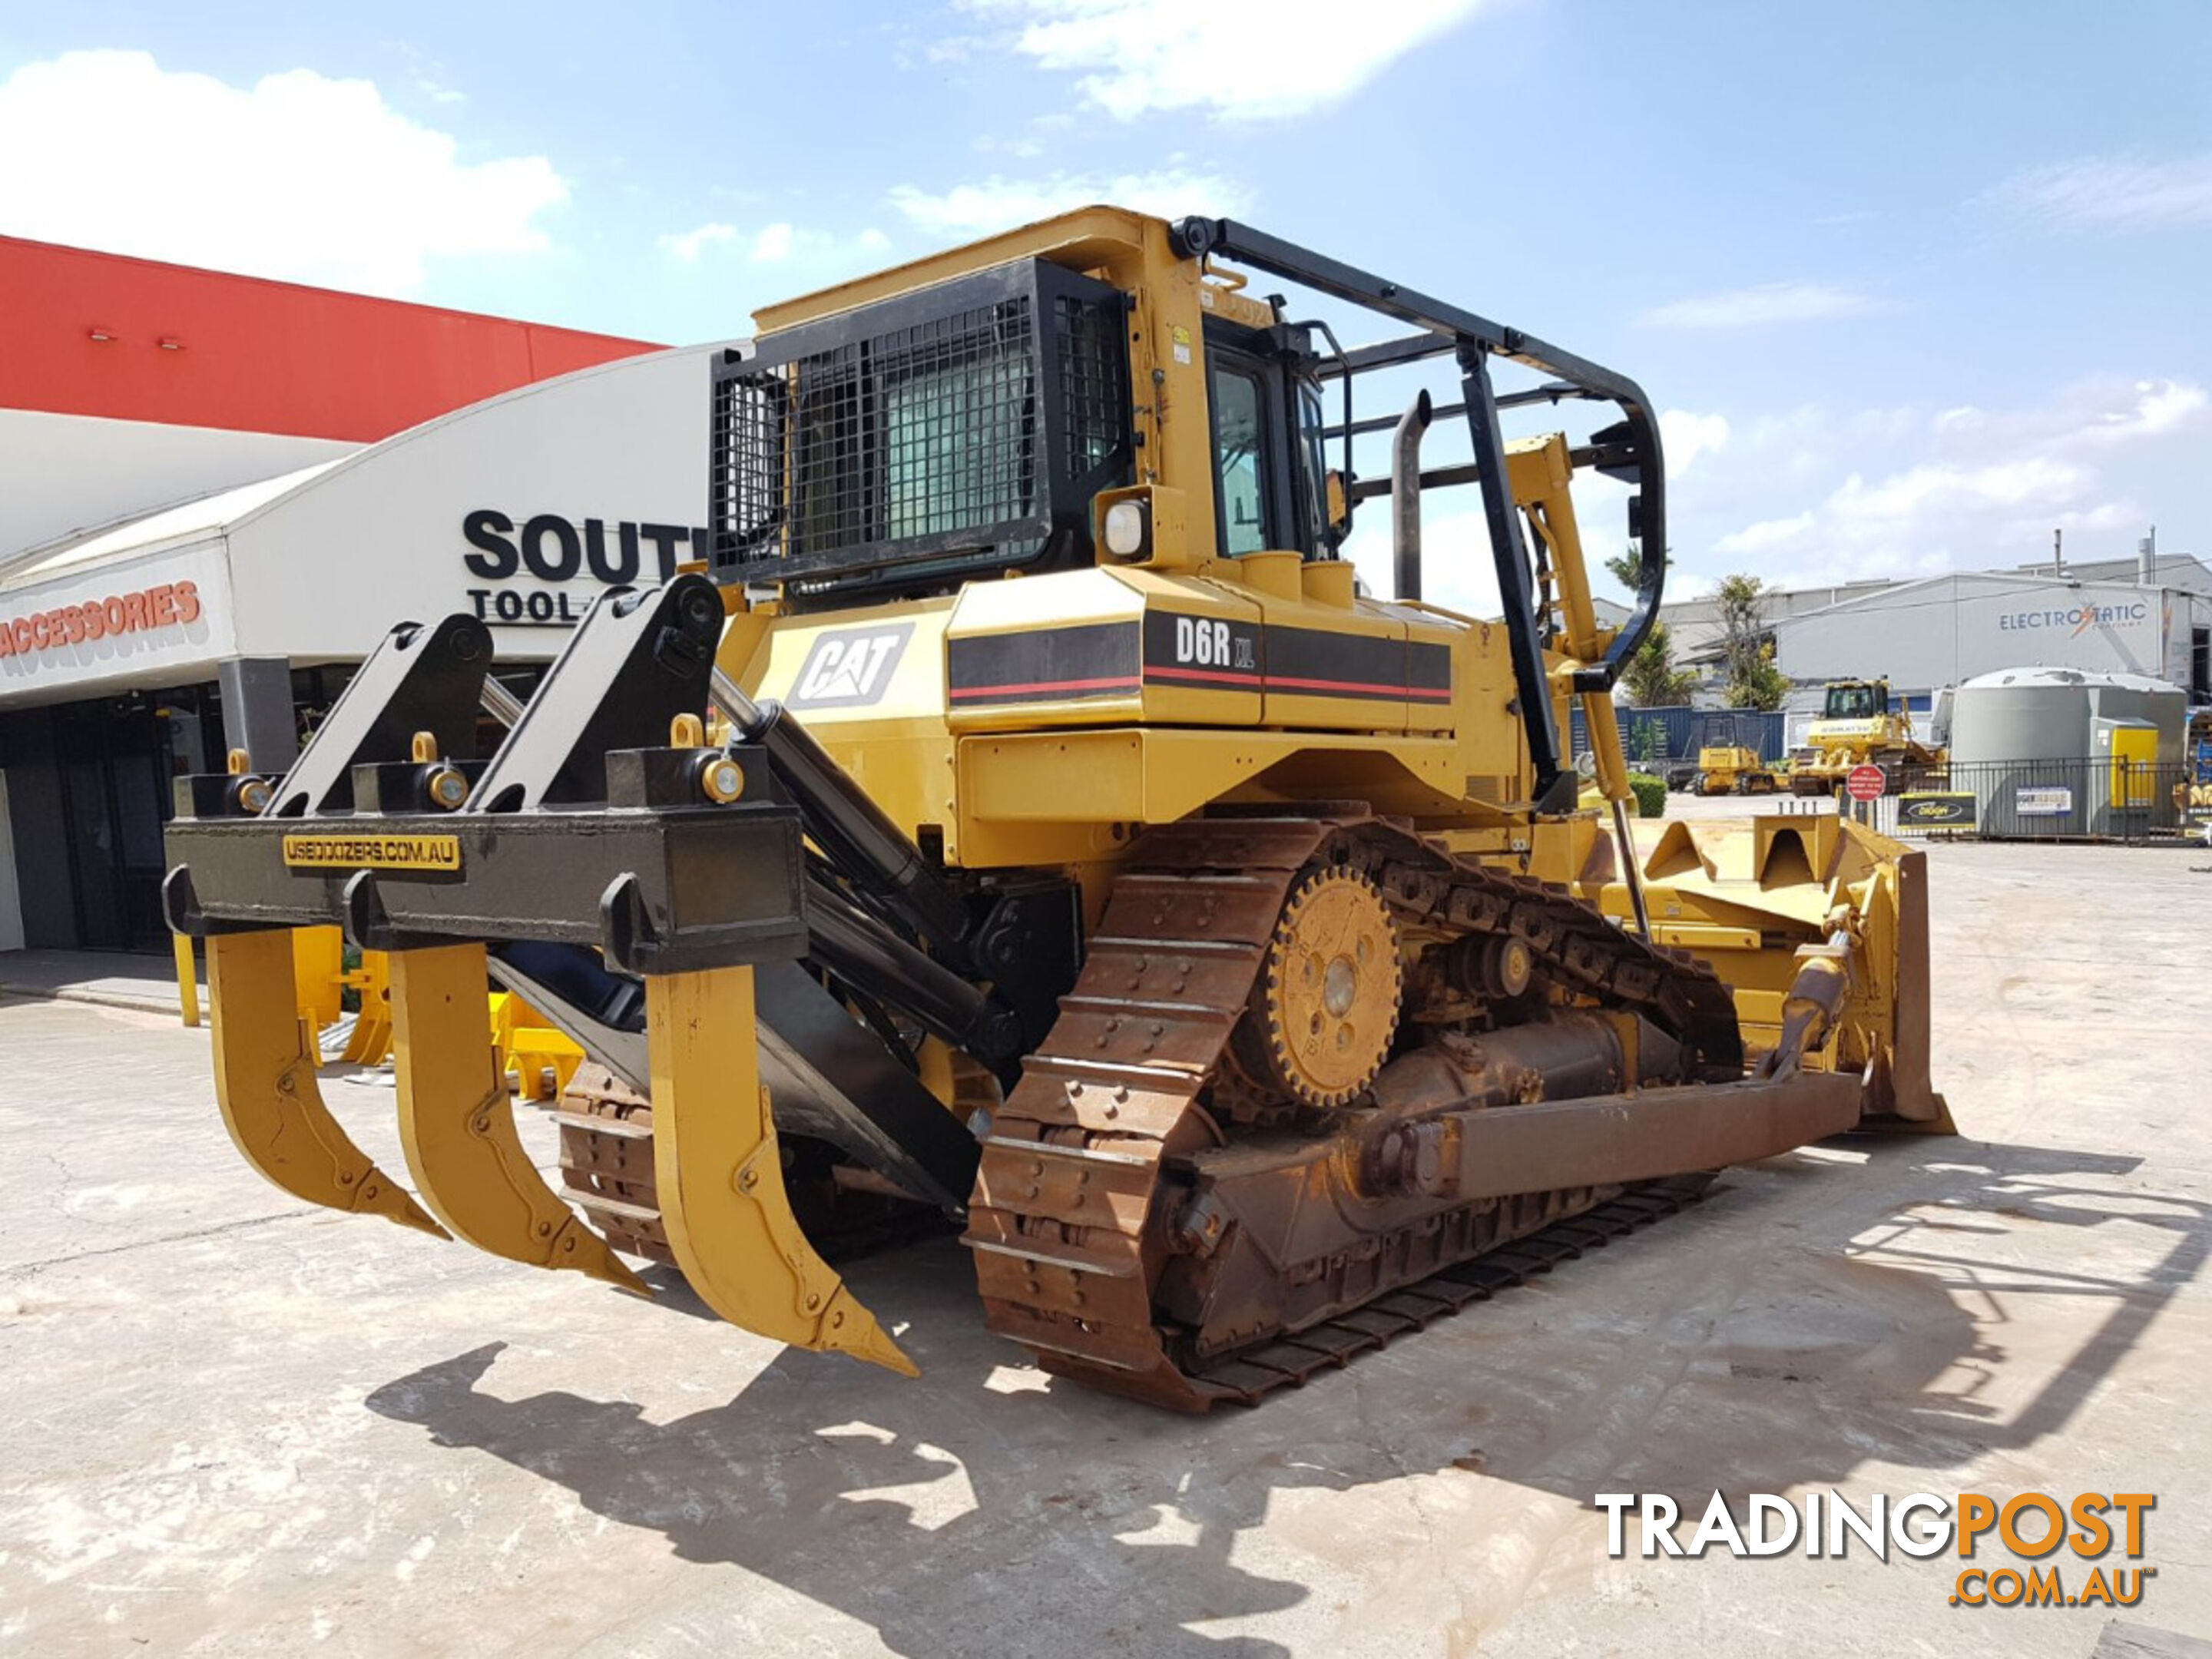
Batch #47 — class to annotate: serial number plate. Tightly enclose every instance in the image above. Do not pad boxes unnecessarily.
[281,833,462,873]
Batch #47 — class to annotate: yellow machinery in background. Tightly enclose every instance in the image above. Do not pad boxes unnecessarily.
[1690,720,1781,796]
[1790,677,1945,796]
[2181,709,2212,833]
[186,924,582,1094]
[163,207,1948,1410]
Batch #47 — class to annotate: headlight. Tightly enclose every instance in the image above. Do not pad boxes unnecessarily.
[1103,499,1148,559]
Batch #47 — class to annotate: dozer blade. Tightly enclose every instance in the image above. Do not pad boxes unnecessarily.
[386,942,647,1295]
[205,929,445,1238]
[1872,846,1955,1133]
[645,965,917,1377]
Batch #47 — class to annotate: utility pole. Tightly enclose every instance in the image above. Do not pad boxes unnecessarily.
[2052,526,2064,577]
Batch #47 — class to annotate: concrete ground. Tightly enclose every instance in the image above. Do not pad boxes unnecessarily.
[3,830,2208,1657]
[0,947,197,1017]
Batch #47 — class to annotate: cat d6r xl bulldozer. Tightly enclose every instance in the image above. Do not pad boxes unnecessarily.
[162,208,1949,1410]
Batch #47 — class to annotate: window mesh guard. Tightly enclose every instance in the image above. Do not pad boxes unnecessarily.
[711,260,1129,595]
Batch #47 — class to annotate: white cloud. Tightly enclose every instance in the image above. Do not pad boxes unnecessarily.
[1666,568,1719,602]
[965,0,1485,121]
[887,167,1250,237]
[1659,409,1730,477]
[1908,376,2210,455]
[1715,512,1813,555]
[750,223,894,262]
[1690,376,2208,585]
[1988,154,2212,232]
[660,220,892,271]
[396,43,466,105]
[972,132,1046,158]
[1641,282,1876,329]
[2091,379,2207,439]
[1345,376,2202,605]
[1342,506,1501,619]
[1826,456,2089,522]
[0,50,566,296]
[660,222,737,262]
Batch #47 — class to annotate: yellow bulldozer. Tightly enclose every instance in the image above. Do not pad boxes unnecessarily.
[162,207,1947,1410]
[1688,718,1781,796]
[1789,677,1945,796]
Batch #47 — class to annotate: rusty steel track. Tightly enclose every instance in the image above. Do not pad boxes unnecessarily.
[1183,1174,1714,1404]
[556,1065,672,1263]
[556,1062,956,1270]
[963,812,1746,1411]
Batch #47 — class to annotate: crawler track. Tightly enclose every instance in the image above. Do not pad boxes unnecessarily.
[556,1067,670,1263]
[1184,1174,1714,1404]
[554,813,1753,1409]
[963,812,1746,1411]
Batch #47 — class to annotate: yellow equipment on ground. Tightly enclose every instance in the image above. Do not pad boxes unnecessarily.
[1691,722,1781,796]
[163,207,1948,1409]
[488,989,586,1101]
[1789,678,1945,796]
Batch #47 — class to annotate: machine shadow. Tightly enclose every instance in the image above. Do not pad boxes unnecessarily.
[367,1255,1312,1659]
[1452,1133,2210,1512]
[363,1134,2204,1654]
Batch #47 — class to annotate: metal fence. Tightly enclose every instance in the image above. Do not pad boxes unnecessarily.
[1844,757,2205,844]
[1571,705,1790,769]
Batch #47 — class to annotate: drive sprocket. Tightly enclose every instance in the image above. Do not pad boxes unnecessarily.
[1237,863,1402,1110]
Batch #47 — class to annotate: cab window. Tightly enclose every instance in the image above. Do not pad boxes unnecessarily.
[1295,379,1332,553]
[1211,366,1270,556]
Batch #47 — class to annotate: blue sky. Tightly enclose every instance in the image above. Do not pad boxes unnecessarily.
[3,2,2207,611]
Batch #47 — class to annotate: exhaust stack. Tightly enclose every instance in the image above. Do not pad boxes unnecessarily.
[1391,389,1433,603]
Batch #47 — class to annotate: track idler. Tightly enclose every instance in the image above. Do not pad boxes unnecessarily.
[164,578,915,1376]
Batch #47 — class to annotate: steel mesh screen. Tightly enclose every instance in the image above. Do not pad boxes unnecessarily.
[713,371,786,565]
[711,260,1129,591]
[882,299,1035,541]
[716,298,1038,570]
[1055,293,1122,482]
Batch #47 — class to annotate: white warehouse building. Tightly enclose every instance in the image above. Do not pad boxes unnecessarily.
[0,343,724,955]
[1662,553,2212,721]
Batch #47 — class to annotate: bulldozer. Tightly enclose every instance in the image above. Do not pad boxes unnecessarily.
[1687,717,1780,796]
[1789,677,1945,796]
[161,207,1948,1411]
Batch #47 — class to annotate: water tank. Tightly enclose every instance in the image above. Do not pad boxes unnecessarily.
[1950,667,2186,836]
[1950,667,2092,765]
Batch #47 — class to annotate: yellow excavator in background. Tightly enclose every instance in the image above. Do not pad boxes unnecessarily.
[164,207,1948,1410]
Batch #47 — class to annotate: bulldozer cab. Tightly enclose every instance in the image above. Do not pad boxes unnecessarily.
[714,209,1674,819]
[1200,313,1340,561]
[1821,680,1889,720]
[710,255,1351,585]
